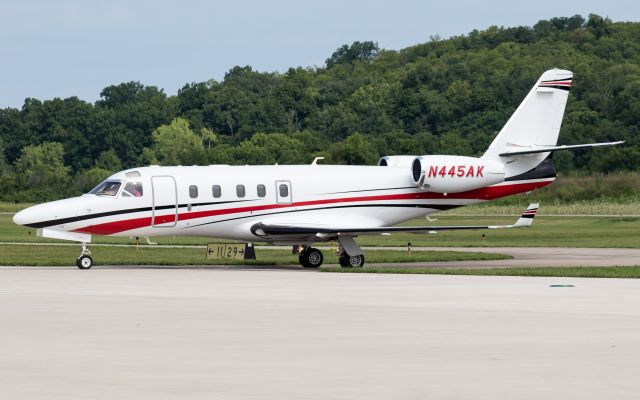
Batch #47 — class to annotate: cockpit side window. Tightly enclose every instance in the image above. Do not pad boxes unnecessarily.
[122,182,144,197]
[90,181,122,197]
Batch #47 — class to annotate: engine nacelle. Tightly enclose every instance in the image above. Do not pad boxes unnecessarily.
[378,155,417,167]
[411,155,505,193]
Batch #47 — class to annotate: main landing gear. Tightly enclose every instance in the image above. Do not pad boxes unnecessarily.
[338,252,365,268]
[298,247,324,268]
[76,242,93,270]
[296,236,366,269]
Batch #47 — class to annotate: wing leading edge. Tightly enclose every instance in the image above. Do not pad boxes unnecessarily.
[251,203,539,238]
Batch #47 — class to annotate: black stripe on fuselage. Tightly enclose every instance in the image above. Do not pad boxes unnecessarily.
[25,188,426,229]
[24,199,254,229]
[187,203,462,229]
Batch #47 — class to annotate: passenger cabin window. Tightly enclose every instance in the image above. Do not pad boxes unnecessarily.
[121,182,144,197]
[212,185,222,198]
[257,184,266,198]
[189,185,198,199]
[236,185,245,198]
[279,184,289,197]
[90,181,122,197]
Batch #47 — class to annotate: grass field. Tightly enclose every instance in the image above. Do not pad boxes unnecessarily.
[2,202,639,276]
[447,200,640,216]
[3,213,638,248]
[0,244,509,267]
[320,266,640,278]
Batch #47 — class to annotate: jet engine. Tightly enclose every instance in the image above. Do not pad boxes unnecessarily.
[411,155,505,193]
[378,155,417,167]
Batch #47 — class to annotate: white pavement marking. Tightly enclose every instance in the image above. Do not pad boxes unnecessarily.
[0,268,638,400]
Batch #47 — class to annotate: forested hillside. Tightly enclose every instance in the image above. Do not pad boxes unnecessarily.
[1,14,639,201]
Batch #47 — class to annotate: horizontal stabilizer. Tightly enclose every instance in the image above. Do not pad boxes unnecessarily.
[499,141,624,157]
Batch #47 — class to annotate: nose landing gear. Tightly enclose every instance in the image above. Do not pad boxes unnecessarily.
[76,243,93,269]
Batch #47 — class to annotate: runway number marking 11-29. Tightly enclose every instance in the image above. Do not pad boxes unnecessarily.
[206,243,256,260]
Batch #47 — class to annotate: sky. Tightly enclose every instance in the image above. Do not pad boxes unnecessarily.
[1,0,639,108]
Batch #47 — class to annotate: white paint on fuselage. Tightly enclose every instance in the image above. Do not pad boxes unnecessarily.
[15,164,544,243]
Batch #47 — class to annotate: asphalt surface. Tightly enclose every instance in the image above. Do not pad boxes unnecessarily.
[364,246,640,268]
[0,267,639,400]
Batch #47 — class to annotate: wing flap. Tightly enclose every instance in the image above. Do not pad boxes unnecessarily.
[251,203,539,237]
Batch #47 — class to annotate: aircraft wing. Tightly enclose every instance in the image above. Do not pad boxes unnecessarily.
[251,203,539,238]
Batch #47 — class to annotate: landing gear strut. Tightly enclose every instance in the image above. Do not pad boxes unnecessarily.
[76,242,93,270]
[298,247,324,268]
[337,236,365,268]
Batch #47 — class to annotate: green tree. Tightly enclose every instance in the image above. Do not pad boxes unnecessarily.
[74,167,113,193]
[326,41,380,68]
[97,82,177,165]
[327,133,378,165]
[142,118,206,165]
[14,142,71,201]
[95,149,123,171]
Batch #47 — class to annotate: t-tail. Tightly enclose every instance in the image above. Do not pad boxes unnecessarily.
[482,69,623,178]
[380,68,622,198]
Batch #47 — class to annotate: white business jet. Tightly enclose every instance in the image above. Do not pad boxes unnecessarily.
[13,69,622,269]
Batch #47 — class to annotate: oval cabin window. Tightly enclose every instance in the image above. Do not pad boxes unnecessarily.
[189,185,198,199]
[257,184,266,198]
[212,185,221,198]
[236,185,245,198]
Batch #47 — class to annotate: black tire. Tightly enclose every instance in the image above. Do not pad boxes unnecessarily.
[76,255,93,270]
[299,248,323,268]
[344,254,365,268]
[339,254,350,267]
[298,253,310,268]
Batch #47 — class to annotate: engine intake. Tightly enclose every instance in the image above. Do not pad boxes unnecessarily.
[378,155,417,167]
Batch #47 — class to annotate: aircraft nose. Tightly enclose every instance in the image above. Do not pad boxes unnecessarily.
[13,206,43,228]
[13,208,32,226]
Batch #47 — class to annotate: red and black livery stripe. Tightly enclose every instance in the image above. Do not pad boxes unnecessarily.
[538,78,572,91]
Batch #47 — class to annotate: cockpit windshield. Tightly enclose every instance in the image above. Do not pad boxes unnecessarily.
[89,181,122,196]
[122,182,144,197]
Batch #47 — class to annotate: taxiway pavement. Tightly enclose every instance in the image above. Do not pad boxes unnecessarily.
[0,267,638,399]
[365,246,640,268]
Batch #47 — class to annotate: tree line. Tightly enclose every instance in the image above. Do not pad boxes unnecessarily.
[1,13,639,201]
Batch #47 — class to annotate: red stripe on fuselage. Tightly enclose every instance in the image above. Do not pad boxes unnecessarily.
[72,180,552,235]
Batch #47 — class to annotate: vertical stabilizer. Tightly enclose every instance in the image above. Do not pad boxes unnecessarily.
[483,69,572,177]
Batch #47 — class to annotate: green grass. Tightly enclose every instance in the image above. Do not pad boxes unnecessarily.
[2,214,639,248]
[0,245,509,267]
[448,200,640,216]
[361,215,640,248]
[320,266,640,278]
[0,202,32,213]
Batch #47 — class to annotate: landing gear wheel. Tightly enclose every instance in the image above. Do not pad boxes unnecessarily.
[340,254,365,268]
[339,254,350,267]
[299,248,324,268]
[76,255,93,270]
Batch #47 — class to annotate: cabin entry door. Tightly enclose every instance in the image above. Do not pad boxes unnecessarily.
[151,175,178,227]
